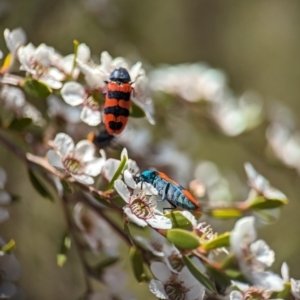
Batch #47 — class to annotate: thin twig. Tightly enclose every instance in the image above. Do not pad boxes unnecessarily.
[61,194,93,295]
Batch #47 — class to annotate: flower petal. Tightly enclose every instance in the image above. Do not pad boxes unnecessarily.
[61,82,85,106]
[124,169,137,189]
[150,262,172,282]
[85,158,105,177]
[4,28,26,55]
[114,180,130,203]
[80,106,101,126]
[149,279,168,299]
[124,207,147,227]
[102,159,120,182]
[147,215,172,229]
[230,216,256,257]
[281,262,289,283]
[72,174,94,185]
[230,291,243,300]
[74,140,95,162]
[46,150,64,169]
[53,133,74,157]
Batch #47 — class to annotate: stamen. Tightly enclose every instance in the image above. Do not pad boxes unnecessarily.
[164,280,189,300]
[63,157,83,174]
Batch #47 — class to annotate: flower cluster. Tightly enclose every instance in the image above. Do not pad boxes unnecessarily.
[149,63,263,136]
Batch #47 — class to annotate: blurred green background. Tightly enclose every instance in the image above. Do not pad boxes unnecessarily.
[1,0,300,299]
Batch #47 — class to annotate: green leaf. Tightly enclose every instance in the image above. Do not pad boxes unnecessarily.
[8,117,32,131]
[106,154,127,191]
[272,282,291,300]
[224,269,245,281]
[183,256,217,292]
[70,40,79,79]
[0,239,16,254]
[61,179,73,194]
[57,232,71,267]
[28,169,54,201]
[201,232,230,251]
[94,257,119,273]
[129,246,145,283]
[210,208,242,218]
[166,229,200,250]
[164,211,194,228]
[23,78,52,98]
[206,265,231,290]
[130,102,146,118]
[247,196,288,210]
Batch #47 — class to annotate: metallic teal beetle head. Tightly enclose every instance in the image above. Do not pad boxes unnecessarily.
[109,67,131,84]
[140,170,158,184]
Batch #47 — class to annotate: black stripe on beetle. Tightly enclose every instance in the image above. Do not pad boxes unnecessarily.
[104,106,130,117]
[108,121,123,130]
[108,91,131,101]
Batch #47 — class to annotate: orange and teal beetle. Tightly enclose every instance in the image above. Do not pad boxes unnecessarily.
[103,67,132,136]
[137,170,201,211]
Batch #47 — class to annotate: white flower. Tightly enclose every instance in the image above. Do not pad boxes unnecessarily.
[17,43,64,89]
[47,133,105,185]
[61,81,101,126]
[149,63,226,103]
[114,180,171,229]
[244,163,287,202]
[4,28,26,55]
[230,281,273,300]
[230,217,284,292]
[47,95,81,124]
[0,238,21,299]
[211,91,263,137]
[149,262,205,300]
[266,123,300,172]
[74,202,119,255]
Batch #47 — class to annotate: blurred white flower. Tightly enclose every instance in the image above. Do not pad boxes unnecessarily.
[211,91,263,136]
[230,217,284,291]
[266,123,300,173]
[47,133,105,185]
[47,95,81,124]
[0,238,21,299]
[0,85,45,126]
[149,261,205,300]
[149,63,227,103]
[291,278,300,299]
[4,28,26,55]
[61,81,101,126]
[244,162,287,202]
[74,202,119,255]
